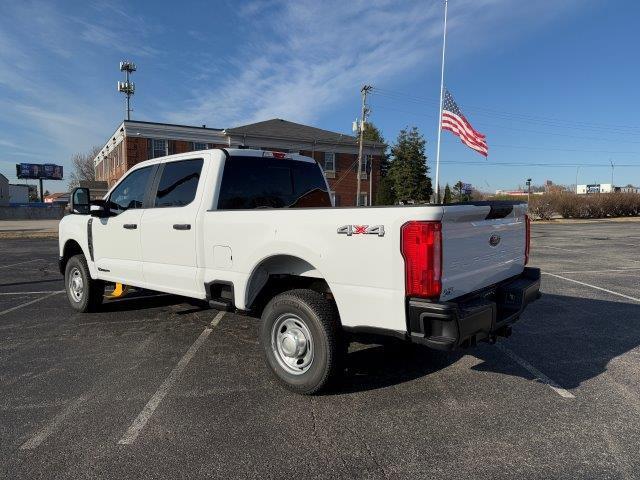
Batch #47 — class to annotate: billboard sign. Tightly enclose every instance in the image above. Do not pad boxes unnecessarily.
[586,184,601,194]
[15,163,64,180]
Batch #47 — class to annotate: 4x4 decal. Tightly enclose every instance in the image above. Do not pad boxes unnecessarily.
[337,225,385,237]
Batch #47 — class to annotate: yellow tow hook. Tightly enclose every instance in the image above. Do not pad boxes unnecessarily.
[106,283,130,299]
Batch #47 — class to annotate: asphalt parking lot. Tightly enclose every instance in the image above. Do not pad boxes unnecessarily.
[1,221,640,479]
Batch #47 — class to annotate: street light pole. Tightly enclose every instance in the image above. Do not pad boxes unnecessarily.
[575,166,580,194]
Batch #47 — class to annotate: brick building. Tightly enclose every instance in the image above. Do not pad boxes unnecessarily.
[94,118,384,206]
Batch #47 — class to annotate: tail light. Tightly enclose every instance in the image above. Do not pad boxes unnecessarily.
[524,214,531,265]
[401,221,442,299]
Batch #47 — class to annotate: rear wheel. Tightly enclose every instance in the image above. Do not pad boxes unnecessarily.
[260,289,343,394]
[64,254,104,313]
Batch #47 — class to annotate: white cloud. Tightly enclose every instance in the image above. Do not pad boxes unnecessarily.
[0,0,159,182]
[166,0,583,129]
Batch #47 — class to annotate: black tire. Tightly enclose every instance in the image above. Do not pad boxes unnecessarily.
[64,254,105,313]
[260,289,343,395]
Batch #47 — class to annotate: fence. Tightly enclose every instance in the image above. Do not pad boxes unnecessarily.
[0,203,67,220]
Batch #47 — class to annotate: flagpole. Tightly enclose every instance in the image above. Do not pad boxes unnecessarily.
[434,0,448,203]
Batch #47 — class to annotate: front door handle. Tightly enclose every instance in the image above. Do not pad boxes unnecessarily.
[173,224,191,230]
[123,224,137,229]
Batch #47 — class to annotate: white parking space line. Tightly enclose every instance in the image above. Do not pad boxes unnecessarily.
[496,344,575,399]
[0,259,44,269]
[20,394,91,450]
[552,268,640,275]
[0,291,64,317]
[536,245,585,253]
[118,310,226,445]
[543,272,640,303]
[0,291,64,296]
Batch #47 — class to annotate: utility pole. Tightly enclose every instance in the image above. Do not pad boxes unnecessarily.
[368,149,374,206]
[609,158,614,187]
[118,61,136,120]
[356,84,373,206]
[526,178,532,207]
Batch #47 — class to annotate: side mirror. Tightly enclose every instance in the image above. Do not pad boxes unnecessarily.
[70,187,90,215]
[90,200,109,218]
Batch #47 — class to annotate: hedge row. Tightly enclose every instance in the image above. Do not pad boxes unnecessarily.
[528,193,640,220]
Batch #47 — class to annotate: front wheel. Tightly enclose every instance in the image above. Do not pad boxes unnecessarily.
[64,254,105,313]
[260,289,343,395]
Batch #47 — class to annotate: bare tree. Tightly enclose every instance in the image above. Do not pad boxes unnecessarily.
[68,145,101,188]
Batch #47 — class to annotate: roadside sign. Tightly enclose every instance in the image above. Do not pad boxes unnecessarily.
[15,163,64,180]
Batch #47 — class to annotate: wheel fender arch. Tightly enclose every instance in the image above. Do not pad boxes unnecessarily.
[245,254,338,314]
[60,238,94,277]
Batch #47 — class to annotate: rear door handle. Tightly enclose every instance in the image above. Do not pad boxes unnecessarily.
[173,224,191,230]
[123,224,137,229]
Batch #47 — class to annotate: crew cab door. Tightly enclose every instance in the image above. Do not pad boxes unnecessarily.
[92,165,155,285]
[140,158,204,297]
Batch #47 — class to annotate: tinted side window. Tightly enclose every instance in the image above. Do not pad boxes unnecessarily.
[108,166,153,213]
[154,159,203,208]
[291,162,332,208]
[217,156,331,210]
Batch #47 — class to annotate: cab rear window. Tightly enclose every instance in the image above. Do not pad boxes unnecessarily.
[217,156,331,209]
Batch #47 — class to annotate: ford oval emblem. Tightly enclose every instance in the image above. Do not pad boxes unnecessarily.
[489,233,501,247]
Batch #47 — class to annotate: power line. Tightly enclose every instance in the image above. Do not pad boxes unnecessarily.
[370,102,640,140]
[372,87,640,134]
[370,103,640,154]
[372,95,640,136]
[439,161,640,167]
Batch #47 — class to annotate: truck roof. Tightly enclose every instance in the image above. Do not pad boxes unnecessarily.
[131,148,317,171]
[225,148,317,163]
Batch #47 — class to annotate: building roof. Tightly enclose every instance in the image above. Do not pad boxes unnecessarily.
[44,192,70,200]
[124,119,223,132]
[225,118,383,148]
[94,118,385,168]
[0,173,8,183]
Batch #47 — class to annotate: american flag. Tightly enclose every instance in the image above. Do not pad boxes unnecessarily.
[441,89,488,157]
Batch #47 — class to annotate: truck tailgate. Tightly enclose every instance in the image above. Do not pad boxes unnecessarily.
[439,202,527,301]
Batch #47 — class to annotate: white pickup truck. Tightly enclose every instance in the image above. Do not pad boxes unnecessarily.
[59,149,540,393]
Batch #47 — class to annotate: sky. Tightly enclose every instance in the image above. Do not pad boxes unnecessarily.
[1,0,639,193]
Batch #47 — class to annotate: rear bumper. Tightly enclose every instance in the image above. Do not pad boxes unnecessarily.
[407,267,541,351]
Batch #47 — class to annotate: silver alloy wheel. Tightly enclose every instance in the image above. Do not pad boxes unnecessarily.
[68,267,84,303]
[271,313,314,375]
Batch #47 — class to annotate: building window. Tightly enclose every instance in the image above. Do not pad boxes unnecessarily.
[358,154,371,180]
[192,142,207,151]
[323,152,335,178]
[152,139,167,158]
[323,152,335,172]
[364,154,373,172]
[358,193,368,206]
